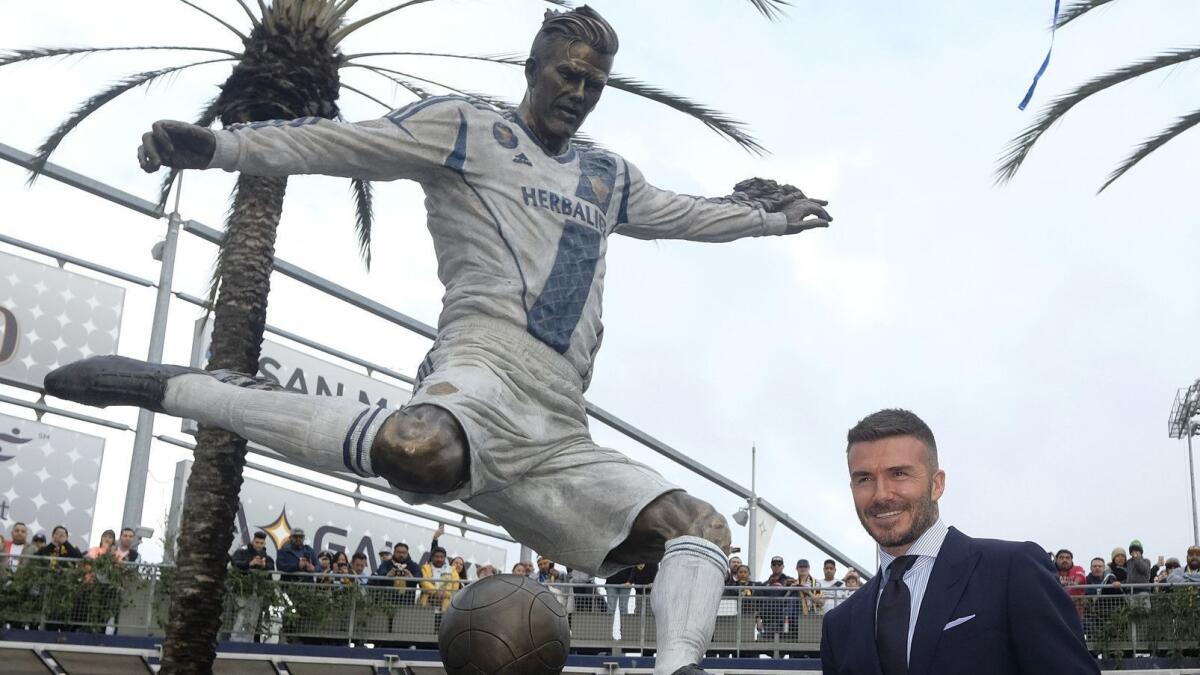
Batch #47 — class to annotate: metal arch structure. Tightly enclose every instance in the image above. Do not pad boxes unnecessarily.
[0,140,871,576]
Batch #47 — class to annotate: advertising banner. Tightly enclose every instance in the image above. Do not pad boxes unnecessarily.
[0,250,125,389]
[0,412,106,550]
[169,460,506,575]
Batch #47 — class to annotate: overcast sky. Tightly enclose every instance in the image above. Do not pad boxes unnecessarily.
[2,0,1199,577]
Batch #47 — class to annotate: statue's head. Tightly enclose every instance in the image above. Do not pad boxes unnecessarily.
[522,5,618,150]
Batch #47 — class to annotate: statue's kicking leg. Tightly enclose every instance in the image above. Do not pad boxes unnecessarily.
[44,355,467,493]
[606,491,730,675]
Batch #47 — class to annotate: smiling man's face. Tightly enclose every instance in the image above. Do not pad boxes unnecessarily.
[522,39,612,153]
[848,435,945,556]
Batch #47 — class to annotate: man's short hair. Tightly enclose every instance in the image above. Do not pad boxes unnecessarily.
[52,525,68,535]
[530,5,619,60]
[846,408,938,469]
[431,546,447,557]
[351,552,368,562]
[394,542,409,551]
[1091,557,1105,565]
[1056,549,1073,559]
[824,559,836,567]
[13,522,26,528]
[253,531,267,540]
[121,527,135,536]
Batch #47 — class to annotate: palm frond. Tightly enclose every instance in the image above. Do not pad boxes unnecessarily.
[1056,0,1118,29]
[178,0,248,41]
[606,75,765,154]
[157,96,224,211]
[349,63,512,109]
[350,178,374,268]
[27,58,234,184]
[344,50,526,66]
[745,0,790,21]
[1099,108,1200,192]
[229,0,262,28]
[340,82,393,110]
[0,45,240,68]
[996,46,1200,183]
[331,0,436,44]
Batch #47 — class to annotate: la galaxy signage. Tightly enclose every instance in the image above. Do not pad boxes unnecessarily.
[0,250,125,390]
[185,318,411,433]
[168,460,505,574]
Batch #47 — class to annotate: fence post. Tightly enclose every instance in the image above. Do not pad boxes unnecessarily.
[347,587,358,647]
[145,571,157,635]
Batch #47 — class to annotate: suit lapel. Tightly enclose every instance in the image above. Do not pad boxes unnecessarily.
[849,572,884,675]
[906,528,981,675]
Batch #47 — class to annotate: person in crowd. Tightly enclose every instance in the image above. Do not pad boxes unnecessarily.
[329,550,352,583]
[1107,548,1129,590]
[276,528,319,582]
[351,552,370,585]
[1166,545,1200,583]
[726,555,743,586]
[789,559,823,615]
[536,556,557,584]
[231,532,276,572]
[4,522,31,571]
[629,561,658,592]
[1125,540,1156,594]
[114,528,140,562]
[451,555,469,580]
[1055,549,1087,618]
[87,530,117,559]
[379,549,392,564]
[475,564,497,579]
[521,559,536,579]
[606,565,635,616]
[758,555,793,639]
[566,566,597,611]
[420,546,460,611]
[374,541,421,603]
[314,551,333,583]
[818,559,847,612]
[545,565,570,608]
[842,568,862,591]
[1155,558,1179,583]
[725,564,757,597]
[1082,556,1122,634]
[512,562,528,576]
[38,525,82,564]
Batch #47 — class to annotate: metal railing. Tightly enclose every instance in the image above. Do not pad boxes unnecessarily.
[2,556,1198,657]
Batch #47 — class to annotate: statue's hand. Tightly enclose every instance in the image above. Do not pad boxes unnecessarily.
[781,197,832,235]
[731,177,831,234]
[138,120,216,172]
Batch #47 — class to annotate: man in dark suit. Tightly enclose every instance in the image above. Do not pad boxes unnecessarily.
[820,409,1099,675]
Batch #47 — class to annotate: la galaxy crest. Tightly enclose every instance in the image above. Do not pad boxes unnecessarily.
[493,121,518,149]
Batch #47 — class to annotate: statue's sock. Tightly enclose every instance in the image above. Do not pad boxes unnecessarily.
[163,373,388,476]
[652,535,727,675]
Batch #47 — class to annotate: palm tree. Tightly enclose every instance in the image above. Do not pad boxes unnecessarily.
[997,0,1200,191]
[2,1,788,672]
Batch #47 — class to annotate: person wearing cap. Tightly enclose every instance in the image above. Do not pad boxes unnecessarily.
[1124,540,1157,594]
[1166,546,1200,583]
[757,556,793,639]
[276,528,319,583]
[821,409,1098,675]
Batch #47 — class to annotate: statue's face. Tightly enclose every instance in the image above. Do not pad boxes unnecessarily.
[524,39,612,149]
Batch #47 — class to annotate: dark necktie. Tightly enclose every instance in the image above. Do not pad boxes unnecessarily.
[877,555,918,675]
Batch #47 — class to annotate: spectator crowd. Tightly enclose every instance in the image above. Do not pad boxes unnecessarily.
[5,516,1199,648]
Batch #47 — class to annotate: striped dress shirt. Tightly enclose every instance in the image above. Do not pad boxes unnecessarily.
[876,518,950,662]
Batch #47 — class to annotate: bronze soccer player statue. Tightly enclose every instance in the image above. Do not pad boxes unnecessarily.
[47,7,831,673]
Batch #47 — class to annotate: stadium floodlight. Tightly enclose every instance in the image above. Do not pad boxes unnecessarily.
[1167,380,1200,546]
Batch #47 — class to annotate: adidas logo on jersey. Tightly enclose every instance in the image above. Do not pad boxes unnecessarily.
[512,153,532,167]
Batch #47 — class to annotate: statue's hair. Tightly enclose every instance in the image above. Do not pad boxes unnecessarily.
[530,5,619,59]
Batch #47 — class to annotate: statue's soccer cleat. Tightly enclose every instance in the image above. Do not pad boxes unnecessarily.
[44,355,280,413]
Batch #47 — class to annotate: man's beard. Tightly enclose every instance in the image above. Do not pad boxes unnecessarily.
[858,488,939,550]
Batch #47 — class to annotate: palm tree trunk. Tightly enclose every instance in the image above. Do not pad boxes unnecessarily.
[159,173,286,674]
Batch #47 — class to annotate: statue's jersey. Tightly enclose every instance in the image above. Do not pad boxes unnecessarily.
[208,97,788,388]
